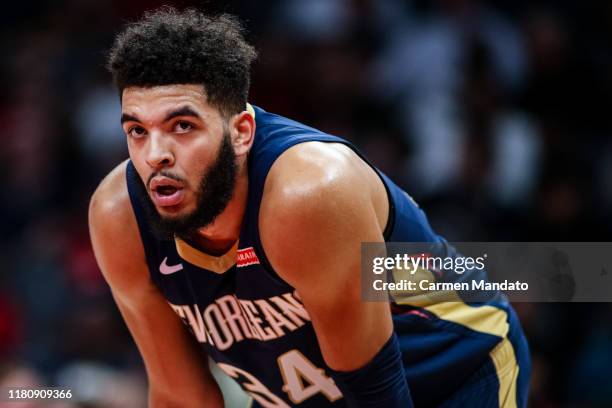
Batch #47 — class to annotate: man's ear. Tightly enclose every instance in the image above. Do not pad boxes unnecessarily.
[230,110,255,156]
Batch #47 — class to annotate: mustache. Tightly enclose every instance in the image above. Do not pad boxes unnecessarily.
[146,170,186,189]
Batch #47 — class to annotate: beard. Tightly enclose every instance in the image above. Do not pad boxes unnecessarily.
[132,131,238,241]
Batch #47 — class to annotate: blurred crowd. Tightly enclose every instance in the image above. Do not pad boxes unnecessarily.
[1,0,611,406]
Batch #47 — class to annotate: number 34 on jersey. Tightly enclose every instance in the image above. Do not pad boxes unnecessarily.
[218,349,343,407]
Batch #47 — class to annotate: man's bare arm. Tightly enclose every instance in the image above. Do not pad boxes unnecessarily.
[89,161,223,408]
[260,142,393,371]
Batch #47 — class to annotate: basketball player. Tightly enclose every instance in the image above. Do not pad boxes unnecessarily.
[89,8,530,407]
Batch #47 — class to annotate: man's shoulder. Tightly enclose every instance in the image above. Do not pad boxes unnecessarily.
[89,159,141,255]
[259,141,386,220]
[89,159,132,223]
[262,141,360,203]
[257,139,389,253]
[259,141,375,243]
[257,141,387,290]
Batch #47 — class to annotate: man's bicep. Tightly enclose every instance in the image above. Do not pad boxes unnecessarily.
[261,175,393,372]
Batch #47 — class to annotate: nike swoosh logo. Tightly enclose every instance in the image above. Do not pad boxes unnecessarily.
[160,257,184,275]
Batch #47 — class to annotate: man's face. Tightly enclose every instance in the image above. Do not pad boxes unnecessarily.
[121,84,237,239]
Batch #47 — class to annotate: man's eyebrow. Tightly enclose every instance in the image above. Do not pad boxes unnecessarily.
[163,106,202,122]
[121,113,140,124]
[120,107,202,125]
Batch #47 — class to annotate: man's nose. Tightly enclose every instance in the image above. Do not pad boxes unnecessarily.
[145,132,174,169]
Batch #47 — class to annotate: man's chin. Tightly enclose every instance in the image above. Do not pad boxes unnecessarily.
[155,206,196,225]
[150,212,198,240]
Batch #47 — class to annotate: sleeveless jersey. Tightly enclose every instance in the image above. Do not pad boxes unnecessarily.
[126,105,521,407]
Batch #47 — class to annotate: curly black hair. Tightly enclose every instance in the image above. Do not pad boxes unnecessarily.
[107,7,257,117]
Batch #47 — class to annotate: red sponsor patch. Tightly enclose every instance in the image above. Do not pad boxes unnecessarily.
[237,247,260,268]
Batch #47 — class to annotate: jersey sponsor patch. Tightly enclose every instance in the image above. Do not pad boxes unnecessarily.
[237,247,260,268]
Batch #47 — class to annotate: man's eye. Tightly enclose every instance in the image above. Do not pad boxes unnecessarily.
[128,126,146,138]
[175,121,193,132]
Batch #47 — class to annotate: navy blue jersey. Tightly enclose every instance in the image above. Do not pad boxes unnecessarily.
[126,105,527,407]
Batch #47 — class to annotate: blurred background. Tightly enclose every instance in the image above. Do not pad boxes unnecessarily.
[1,0,611,406]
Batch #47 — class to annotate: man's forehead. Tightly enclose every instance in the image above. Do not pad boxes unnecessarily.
[121,84,218,120]
[121,84,208,106]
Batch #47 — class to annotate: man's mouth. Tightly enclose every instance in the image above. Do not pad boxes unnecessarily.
[157,185,179,195]
[149,176,186,208]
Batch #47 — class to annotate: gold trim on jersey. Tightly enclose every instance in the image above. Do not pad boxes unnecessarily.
[423,301,509,338]
[392,265,517,404]
[174,238,237,274]
[391,267,510,338]
[490,338,519,407]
